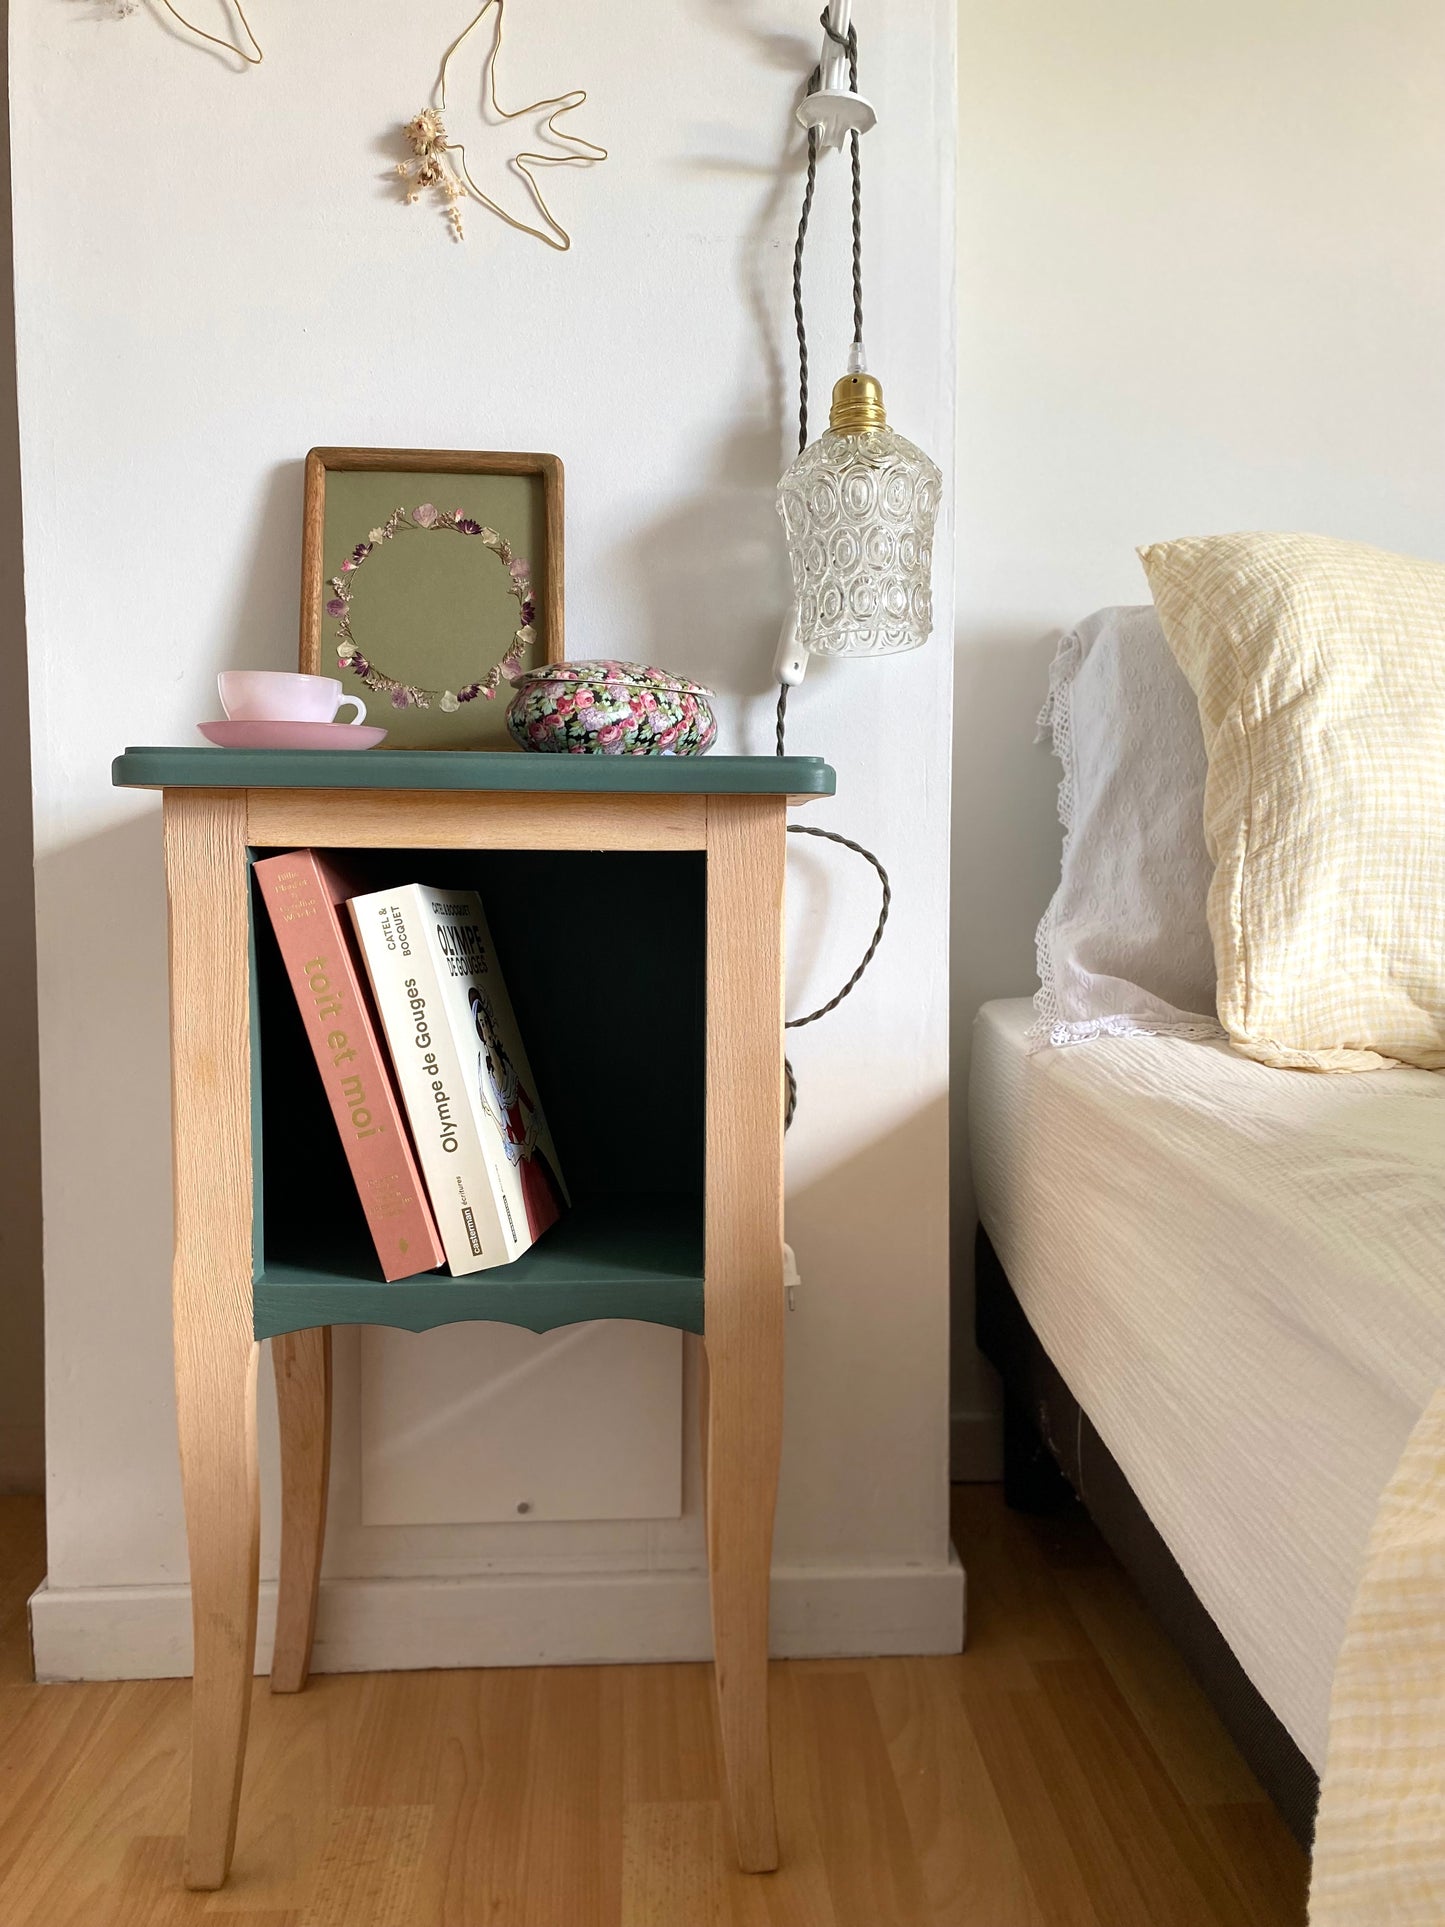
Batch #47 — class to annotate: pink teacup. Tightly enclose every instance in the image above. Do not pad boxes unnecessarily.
[218,670,366,726]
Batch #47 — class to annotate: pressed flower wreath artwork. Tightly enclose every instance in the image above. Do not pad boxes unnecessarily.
[299,449,564,751]
[329,505,535,712]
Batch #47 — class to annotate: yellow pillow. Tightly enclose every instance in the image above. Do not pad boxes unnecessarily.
[1138,532,1445,1072]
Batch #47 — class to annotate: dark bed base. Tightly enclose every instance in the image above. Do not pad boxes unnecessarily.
[974,1225,1319,1849]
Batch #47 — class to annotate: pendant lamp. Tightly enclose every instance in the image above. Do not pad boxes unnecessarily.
[773,0,942,684]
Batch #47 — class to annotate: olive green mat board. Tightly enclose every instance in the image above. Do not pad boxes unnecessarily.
[300,451,561,750]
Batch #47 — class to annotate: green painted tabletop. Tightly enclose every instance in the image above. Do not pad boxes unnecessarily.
[112,747,835,797]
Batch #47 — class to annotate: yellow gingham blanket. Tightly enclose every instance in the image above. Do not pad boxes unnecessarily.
[1310,1386,1445,1923]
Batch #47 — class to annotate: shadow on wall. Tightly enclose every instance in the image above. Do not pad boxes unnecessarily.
[952,623,1064,1008]
[0,0,45,1495]
[627,10,816,748]
[773,1092,952,1567]
[216,459,306,682]
[622,422,794,736]
[30,813,176,1564]
[947,622,1065,1477]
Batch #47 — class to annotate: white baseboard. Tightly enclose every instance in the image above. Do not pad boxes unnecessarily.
[29,1553,966,1682]
[951,1406,1004,1481]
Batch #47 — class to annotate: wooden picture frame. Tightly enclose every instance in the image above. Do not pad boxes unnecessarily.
[300,447,564,750]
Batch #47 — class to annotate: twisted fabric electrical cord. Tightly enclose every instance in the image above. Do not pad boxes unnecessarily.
[778,10,891,1132]
[790,14,862,457]
[781,825,891,1128]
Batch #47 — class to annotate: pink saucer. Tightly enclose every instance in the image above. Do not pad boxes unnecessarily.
[199,719,389,751]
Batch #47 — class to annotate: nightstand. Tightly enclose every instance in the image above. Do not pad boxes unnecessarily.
[111,746,834,1890]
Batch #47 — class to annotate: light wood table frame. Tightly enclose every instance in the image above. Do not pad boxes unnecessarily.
[115,752,836,1893]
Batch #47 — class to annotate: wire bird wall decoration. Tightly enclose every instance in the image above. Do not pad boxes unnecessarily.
[101,0,605,250]
[108,0,262,66]
[396,0,607,248]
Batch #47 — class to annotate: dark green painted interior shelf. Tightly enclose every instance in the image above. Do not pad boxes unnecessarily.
[248,846,710,1343]
[254,1198,704,1340]
[113,746,834,797]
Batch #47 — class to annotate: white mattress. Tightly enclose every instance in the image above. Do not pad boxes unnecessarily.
[970,999,1445,1770]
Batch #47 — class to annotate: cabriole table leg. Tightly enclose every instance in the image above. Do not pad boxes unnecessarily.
[165,790,262,1890]
[271,1326,332,1694]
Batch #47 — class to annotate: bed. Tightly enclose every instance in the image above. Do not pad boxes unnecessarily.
[970,996,1445,1843]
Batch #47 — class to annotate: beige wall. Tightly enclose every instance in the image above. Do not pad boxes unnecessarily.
[951,0,1445,1468]
[0,0,43,1495]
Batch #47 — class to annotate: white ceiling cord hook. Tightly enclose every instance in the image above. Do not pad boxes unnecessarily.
[775,1,877,686]
[795,0,876,151]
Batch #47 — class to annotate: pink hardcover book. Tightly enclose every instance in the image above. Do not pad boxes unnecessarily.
[254,851,445,1282]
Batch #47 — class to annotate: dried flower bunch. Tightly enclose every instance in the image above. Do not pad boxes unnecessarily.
[329,504,536,712]
[396,110,469,241]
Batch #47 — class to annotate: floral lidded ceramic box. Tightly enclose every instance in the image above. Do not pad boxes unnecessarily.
[506,660,718,755]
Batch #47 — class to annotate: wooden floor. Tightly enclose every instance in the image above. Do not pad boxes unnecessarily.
[0,1487,1309,1925]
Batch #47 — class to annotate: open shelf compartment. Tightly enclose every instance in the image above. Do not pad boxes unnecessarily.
[247,846,706,1340]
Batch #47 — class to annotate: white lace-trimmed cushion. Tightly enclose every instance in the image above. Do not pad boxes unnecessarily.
[1032,605,1218,1047]
[1140,532,1445,1073]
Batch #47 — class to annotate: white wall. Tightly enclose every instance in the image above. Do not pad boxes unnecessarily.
[11,1,960,1674]
[949,0,1445,1466]
[0,0,42,1498]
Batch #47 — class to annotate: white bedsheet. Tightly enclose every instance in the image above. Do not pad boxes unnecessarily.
[969,999,1445,1771]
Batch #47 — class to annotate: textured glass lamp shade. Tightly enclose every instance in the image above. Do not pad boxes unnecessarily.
[777,371,942,659]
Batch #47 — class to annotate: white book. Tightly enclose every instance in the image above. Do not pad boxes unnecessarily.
[347,883,567,1275]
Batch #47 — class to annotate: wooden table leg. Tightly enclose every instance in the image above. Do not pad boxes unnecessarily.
[704,796,786,1873]
[691,1332,711,1527]
[271,1327,332,1694]
[165,791,261,1891]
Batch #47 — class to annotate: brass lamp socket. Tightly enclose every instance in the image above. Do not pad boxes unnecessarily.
[828,370,887,434]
